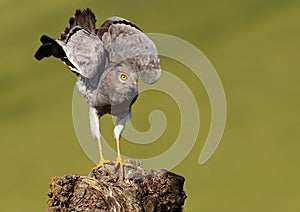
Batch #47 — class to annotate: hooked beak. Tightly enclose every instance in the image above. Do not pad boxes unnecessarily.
[133,80,137,86]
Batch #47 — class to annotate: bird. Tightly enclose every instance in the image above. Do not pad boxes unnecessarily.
[34,8,161,174]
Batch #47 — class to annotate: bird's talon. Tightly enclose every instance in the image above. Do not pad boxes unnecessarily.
[92,158,111,171]
[114,157,134,173]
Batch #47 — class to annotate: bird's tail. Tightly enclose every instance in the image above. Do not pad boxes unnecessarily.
[60,8,97,41]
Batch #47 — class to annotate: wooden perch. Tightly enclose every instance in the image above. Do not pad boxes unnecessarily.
[47,160,186,212]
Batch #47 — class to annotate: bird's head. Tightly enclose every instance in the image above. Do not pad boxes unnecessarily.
[115,66,138,89]
[104,64,138,106]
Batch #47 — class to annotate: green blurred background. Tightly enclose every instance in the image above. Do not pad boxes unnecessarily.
[1,0,299,211]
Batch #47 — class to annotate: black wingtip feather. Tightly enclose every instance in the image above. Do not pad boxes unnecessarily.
[34,35,66,60]
[34,43,52,60]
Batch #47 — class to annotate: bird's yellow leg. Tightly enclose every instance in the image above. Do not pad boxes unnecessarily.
[93,138,111,170]
[114,137,134,174]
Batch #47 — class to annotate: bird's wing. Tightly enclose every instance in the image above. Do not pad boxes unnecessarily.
[60,26,106,78]
[98,17,161,84]
[34,9,107,78]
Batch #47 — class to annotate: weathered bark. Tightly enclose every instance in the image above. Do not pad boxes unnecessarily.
[47,160,186,212]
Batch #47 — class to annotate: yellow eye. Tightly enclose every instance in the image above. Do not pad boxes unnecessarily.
[120,74,127,81]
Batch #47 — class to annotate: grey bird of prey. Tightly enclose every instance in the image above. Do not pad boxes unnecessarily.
[34,9,161,173]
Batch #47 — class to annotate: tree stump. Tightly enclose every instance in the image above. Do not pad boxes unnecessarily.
[47,160,186,212]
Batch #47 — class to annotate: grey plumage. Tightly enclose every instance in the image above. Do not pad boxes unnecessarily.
[34,8,161,172]
[100,16,161,84]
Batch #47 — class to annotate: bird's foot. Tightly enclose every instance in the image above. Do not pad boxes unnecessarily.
[92,158,111,171]
[114,156,134,178]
